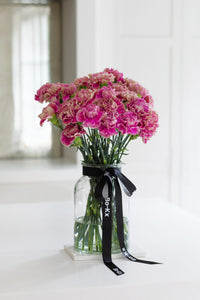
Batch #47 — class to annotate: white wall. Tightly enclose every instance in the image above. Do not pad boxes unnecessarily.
[180,0,200,216]
[76,0,172,201]
[76,0,200,215]
[112,0,172,201]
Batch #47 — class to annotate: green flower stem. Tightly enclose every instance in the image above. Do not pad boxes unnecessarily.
[81,135,94,163]
[76,129,137,165]
[74,175,129,253]
[73,129,136,253]
[99,143,107,164]
[108,134,123,163]
[116,135,131,163]
[118,135,132,162]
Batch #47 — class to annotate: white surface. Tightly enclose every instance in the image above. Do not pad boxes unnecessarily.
[0,182,200,299]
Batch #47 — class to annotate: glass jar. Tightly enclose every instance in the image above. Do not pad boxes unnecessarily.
[74,163,130,254]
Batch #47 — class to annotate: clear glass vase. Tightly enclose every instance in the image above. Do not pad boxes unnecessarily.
[74,163,129,254]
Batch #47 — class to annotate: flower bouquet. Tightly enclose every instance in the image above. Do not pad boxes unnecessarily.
[35,68,159,275]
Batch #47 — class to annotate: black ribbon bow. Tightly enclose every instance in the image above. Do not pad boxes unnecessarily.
[83,165,161,276]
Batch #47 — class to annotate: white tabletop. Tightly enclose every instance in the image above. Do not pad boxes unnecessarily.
[1,182,200,300]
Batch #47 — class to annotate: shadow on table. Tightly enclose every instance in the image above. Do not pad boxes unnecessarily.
[0,250,101,293]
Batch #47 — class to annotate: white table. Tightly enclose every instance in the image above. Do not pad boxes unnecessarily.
[1,182,200,300]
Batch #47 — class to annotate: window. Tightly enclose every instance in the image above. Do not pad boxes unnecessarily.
[0,1,61,158]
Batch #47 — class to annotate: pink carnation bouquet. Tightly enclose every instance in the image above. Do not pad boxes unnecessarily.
[35,69,159,256]
[35,68,158,165]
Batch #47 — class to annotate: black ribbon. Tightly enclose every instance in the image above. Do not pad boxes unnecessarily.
[83,165,161,276]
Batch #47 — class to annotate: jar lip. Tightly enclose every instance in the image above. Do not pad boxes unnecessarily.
[81,162,123,168]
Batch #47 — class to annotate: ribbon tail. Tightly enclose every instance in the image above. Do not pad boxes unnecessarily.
[113,168,136,196]
[127,257,162,265]
[121,246,162,264]
[102,177,124,276]
[103,261,124,276]
[114,177,161,265]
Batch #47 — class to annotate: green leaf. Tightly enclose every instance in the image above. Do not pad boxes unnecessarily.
[129,134,139,140]
[69,93,75,99]
[49,114,62,130]
[103,158,107,164]
[78,85,87,90]
[99,82,108,88]
[137,94,142,99]
[73,136,83,147]
[59,93,63,104]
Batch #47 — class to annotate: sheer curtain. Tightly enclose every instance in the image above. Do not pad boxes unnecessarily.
[0,1,61,158]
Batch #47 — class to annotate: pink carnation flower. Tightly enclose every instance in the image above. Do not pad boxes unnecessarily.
[127,98,149,115]
[117,111,139,135]
[88,72,115,89]
[50,96,60,106]
[35,82,52,103]
[59,98,81,125]
[99,112,118,138]
[75,89,96,104]
[48,83,61,96]
[139,110,159,143]
[144,94,154,108]
[60,83,77,99]
[39,103,58,126]
[96,85,116,100]
[76,104,103,128]
[104,68,125,83]
[95,86,124,114]
[35,82,77,105]
[125,78,149,98]
[113,83,139,104]
[61,123,86,147]
[74,76,90,89]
